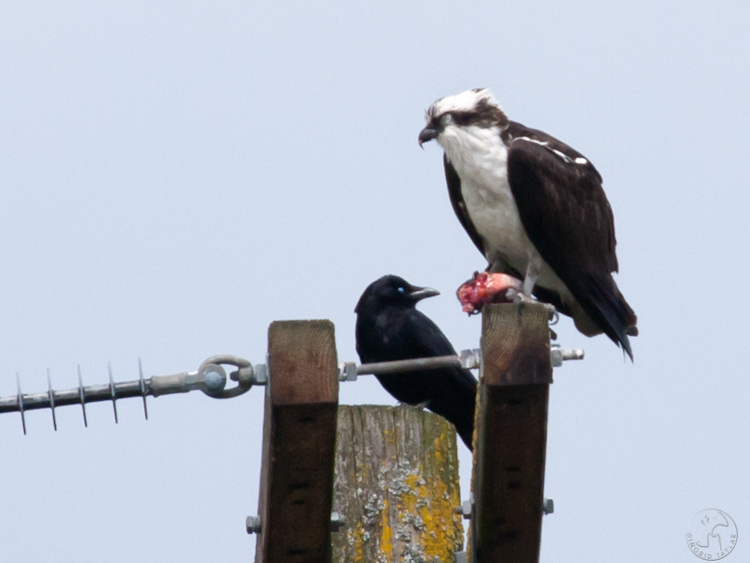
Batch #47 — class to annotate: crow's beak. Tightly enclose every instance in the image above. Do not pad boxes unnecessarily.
[418,126,440,148]
[410,286,440,301]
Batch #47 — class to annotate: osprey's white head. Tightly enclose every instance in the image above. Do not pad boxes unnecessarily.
[418,88,508,148]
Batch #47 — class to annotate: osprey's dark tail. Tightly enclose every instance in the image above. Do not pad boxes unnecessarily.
[574,274,638,360]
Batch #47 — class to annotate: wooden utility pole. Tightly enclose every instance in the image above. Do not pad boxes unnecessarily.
[254,320,339,563]
[469,303,553,563]
[251,305,554,563]
[331,405,464,563]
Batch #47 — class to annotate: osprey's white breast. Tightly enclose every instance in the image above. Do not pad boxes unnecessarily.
[438,125,569,296]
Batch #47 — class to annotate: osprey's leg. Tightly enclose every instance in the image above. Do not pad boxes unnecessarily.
[507,261,540,306]
[507,260,558,322]
[522,260,539,297]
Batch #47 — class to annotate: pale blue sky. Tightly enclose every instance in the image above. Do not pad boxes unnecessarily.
[1,2,749,561]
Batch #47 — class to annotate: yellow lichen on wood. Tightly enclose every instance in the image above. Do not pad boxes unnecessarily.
[332,405,464,563]
[401,471,462,560]
[348,521,366,563]
[379,498,393,556]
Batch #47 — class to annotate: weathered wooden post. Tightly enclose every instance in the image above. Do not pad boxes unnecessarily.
[469,302,553,563]
[331,405,465,563]
[254,320,339,563]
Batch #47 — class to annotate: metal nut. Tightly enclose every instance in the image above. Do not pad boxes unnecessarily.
[454,500,472,520]
[246,515,262,534]
[330,511,345,532]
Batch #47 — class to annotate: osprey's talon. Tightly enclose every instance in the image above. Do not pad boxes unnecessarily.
[506,289,558,322]
[547,306,559,324]
[507,288,535,307]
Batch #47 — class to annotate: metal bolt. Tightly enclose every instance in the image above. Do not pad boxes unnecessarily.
[543,498,554,515]
[330,511,345,532]
[230,365,256,386]
[204,370,225,392]
[454,500,472,520]
[460,349,482,370]
[253,363,269,385]
[550,346,585,367]
[246,515,262,534]
[339,362,358,382]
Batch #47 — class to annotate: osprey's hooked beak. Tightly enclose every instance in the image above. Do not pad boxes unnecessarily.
[418,125,440,148]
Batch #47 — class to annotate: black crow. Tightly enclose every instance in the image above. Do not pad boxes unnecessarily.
[355,275,477,450]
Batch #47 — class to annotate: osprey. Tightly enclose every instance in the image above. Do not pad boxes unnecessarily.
[418,88,638,358]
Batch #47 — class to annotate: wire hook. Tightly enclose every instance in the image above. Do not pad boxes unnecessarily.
[108,363,118,424]
[16,372,26,435]
[47,369,57,431]
[138,359,148,420]
[77,365,88,428]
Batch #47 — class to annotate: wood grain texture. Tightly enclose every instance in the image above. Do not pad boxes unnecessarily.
[255,320,339,563]
[480,303,553,386]
[267,320,339,404]
[332,405,464,563]
[470,303,552,563]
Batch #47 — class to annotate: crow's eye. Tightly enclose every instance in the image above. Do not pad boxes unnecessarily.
[397,287,405,294]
